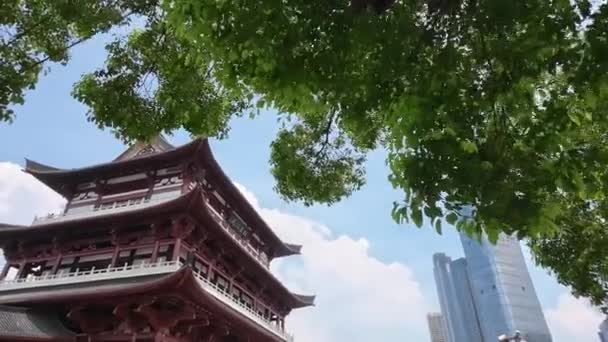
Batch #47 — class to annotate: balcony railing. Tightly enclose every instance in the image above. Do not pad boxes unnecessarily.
[0,260,180,290]
[191,270,292,341]
[204,200,270,268]
[0,260,292,341]
[32,194,177,225]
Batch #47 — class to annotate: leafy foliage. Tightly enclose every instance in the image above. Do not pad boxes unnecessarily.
[168,0,608,241]
[530,198,608,312]
[4,0,608,308]
[0,0,157,122]
[72,19,247,141]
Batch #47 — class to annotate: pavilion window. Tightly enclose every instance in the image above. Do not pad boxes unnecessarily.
[103,178,149,196]
[116,249,135,267]
[257,305,267,318]
[56,257,76,275]
[213,273,229,291]
[227,212,248,236]
[241,292,254,309]
[77,252,113,272]
[178,247,189,264]
[207,193,224,214]
[132,246,154,266]
[156,244,174,263]
[232,286,242,301]
[193,260,208,278]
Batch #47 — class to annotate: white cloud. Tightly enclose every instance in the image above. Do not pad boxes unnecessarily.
[545,292,604,342]
[0,162,66,269]
[0,162,65,224]
[236,184,429,341]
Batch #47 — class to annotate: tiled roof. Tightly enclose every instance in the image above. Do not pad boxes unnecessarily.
[0,305,74,339]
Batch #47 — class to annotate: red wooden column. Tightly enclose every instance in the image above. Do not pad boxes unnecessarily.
[151,241,160,263]
[110,246,120,267]
[51,254,62,274]
[15,261,26,279]
[173,239,182,261]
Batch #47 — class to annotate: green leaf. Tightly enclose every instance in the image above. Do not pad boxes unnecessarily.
[460,140,478,154]
[411,207,423,228]
[446,212,458,225]
[435,219,443,235]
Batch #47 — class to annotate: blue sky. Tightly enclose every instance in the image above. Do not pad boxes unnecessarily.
[0,34,603,341]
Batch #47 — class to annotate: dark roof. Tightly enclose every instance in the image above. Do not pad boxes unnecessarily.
[199,140,299,258]
[284,243,302,255]
[0,223,26,229]
[291,294,316,308]
[113,135,175,161]
[24,139,202,197]
[0,305,74,340]
[23,138,299,259]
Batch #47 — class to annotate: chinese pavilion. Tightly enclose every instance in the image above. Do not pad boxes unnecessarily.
[0,136,314,342]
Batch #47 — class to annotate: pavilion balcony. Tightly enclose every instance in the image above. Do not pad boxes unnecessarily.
[32,193,176,225]
[204,200,271,269]
[0,260,293,342]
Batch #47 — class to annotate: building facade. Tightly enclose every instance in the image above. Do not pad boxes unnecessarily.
[433,233,552,342]
[433,254,484,342]
[460,233,552,342]
[426,312,447,342]
[0,137,314,341]
[599,317,608,342]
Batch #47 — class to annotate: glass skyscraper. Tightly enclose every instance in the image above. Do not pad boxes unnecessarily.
[433,254,484,342]
[433,233,552,342]
[599,317,608,342]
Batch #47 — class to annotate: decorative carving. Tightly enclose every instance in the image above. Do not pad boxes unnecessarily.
[136,145,156,157]
[113,301,150,334]
[170,217,195,239]
[67,304,119,334]
[135,297,196,331]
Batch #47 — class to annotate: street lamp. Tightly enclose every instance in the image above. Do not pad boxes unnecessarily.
[498,330,527,342]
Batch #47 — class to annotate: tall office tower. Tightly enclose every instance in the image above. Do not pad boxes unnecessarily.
[599,317,608,342]
[426,312,447,342]
[461,233,552,342]
[433,253,484,342]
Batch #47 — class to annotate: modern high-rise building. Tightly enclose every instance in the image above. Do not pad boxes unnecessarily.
[433,254,484,342]
[426,312,448,342]
[599,317,608,342]
[461,233,552,342]
[432,233,552,342]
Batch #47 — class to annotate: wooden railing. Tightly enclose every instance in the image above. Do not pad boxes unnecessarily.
[204,201,270,268]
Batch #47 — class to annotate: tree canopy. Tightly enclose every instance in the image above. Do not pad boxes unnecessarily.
[2,0,608,309]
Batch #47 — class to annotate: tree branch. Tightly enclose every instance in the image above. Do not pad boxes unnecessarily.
[312,109,338,163]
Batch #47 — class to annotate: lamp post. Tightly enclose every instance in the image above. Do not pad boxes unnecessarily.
[498,330,527,342]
